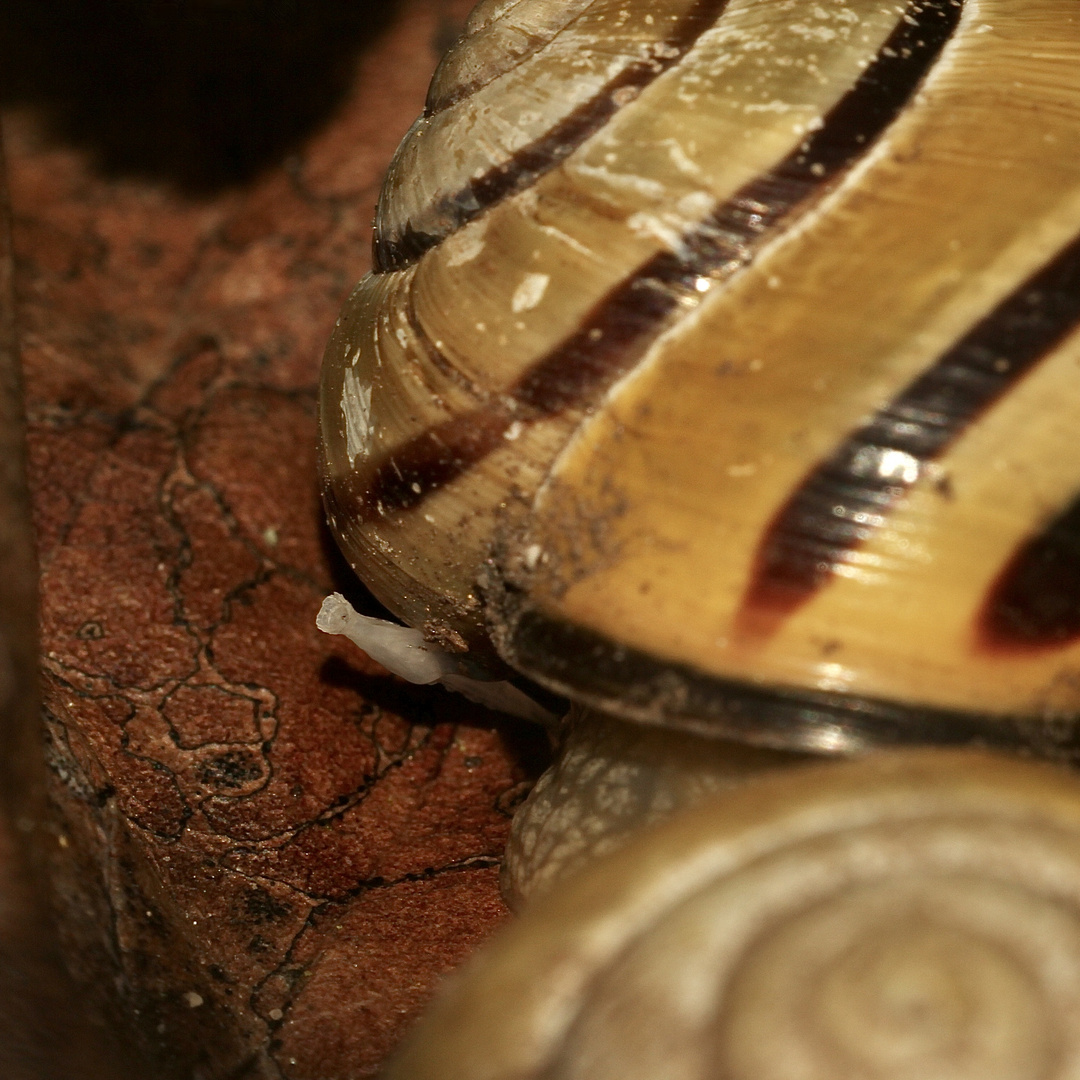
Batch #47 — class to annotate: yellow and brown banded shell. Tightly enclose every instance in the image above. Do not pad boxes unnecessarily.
[319,0,1080,753]
[382,751,1080,1080]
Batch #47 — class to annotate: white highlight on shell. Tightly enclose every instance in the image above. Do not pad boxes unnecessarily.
[666,141,702,177]
[726,462,758,478]
[626,191,716,254]
[341,366,373,466]
[444,218,489,267]
[511,272,551,313]
[743,100,797,114]
[572,162,667,201]
[851,446,921,484]
[626,210,695,252]
[677,190,714,219]
[317,593,556,724]
[814,660,856,693]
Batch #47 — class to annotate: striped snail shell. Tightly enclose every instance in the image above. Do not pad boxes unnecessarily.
[318,0,1080,755]
[383,750,1080,1080]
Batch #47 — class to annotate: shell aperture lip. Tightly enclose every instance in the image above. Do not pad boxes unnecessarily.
[494,599,1080,759]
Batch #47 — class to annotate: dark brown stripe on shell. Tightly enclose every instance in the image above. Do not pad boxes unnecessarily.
[739,229,1080,637]
[355,0,962,519]
[978,494,1080,652]
[493,600,1080,761]
[375,0,732,273]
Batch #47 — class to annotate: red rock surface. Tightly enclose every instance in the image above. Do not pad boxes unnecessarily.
[8,2,546,1075]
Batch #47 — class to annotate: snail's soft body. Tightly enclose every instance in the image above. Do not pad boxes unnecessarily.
[319,0,1080,756]
[500,704,803,906]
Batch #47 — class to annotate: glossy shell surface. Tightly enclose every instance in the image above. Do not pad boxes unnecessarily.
[319,0,1080,752]
[382,751,1080,1080]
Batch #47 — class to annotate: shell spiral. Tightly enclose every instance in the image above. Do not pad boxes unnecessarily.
[382,751,1080,1080]
[319,0,1080,752]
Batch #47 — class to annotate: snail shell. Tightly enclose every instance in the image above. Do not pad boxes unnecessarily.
[318,0,1080,753]
[383,750,1080,1080]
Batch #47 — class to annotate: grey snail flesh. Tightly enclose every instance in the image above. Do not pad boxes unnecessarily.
[318,0,1080,755]
[381,750,1080,1080]
[500,704,805,907]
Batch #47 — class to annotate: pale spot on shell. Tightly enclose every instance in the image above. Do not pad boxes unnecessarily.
[341,365,373,467]
[444,218,488,267]
[727,462,758,478]
[512,273,551,314]
[666,141,702,176]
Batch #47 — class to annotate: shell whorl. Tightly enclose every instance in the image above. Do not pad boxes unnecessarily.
[383,751,1080,1080]
[374,0,729,270]
[319,0,1080,745]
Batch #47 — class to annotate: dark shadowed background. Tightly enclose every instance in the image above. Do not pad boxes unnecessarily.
[0,1,551,1078]
[0,0,408,192]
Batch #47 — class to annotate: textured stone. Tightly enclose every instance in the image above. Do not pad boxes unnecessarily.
[8,1,548,1075]
[0,125,146,1080]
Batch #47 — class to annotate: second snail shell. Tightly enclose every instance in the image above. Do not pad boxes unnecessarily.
[384,751,1080,1080]
[319,0,1080,755]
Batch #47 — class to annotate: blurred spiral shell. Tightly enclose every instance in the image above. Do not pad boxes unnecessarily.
[319,0,1080,752]
[383,750,1080,1080]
